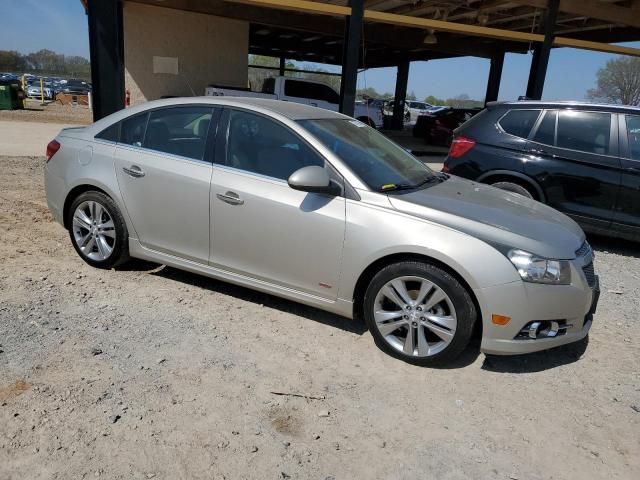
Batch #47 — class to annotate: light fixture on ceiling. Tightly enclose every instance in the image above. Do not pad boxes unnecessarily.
[423,29,438,44]
[477,13,489,25]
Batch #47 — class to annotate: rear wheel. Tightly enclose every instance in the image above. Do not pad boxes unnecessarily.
[363,261,476,366]
[67,191,130,269]
[491,181,535,200]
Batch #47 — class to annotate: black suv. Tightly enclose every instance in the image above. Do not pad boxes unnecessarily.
[443,101,640,241]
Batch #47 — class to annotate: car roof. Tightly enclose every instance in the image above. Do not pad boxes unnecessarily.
[487,100,640,114]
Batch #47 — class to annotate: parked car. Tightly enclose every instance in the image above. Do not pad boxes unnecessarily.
[59,79,92,95]
[443,101,640,241]
[413,107,481,144]
[406,101,433,123]
[44,98,598,366]
[382,100,411,124]
[26,80,55,100]
[205,76,383,128]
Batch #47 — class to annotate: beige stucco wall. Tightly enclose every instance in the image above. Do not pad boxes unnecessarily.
[123,2,248,105]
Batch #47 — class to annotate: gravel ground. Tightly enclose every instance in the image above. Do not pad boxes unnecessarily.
[0,155,639,480]
[0,100,92,125]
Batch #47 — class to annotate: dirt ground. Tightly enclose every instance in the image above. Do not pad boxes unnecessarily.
[0,100,92,125]
[0,155,639,480]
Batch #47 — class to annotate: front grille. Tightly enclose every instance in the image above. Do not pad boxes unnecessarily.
[583,262,596,288]
[575,241,592,258]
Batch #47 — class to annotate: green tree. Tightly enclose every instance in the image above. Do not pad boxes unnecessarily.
[587,57,640,106]
[0,50,26,72]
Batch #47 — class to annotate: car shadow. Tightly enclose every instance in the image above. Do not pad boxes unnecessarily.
[588,234,640,259]
[480,335,589,373]
[146,265,368,336]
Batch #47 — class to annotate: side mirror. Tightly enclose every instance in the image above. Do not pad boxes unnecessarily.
[288,166,340,195]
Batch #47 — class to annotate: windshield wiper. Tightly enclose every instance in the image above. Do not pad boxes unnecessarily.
[379,174,446,192]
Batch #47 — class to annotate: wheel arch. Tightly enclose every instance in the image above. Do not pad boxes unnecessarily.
[476,170,545,202]
[352,252,483,331]
[62,183,121,230]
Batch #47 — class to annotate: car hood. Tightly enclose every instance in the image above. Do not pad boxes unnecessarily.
[386,175,585,259]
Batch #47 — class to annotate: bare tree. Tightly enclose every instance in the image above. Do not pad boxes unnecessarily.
[587,57,640,106]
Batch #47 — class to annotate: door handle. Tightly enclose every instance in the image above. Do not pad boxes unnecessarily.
[216,191,244,205]
[122,165,145,178]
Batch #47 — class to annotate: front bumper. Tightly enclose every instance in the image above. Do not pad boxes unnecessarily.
[475,265,599,355]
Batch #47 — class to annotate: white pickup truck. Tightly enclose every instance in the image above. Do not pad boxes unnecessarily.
[204,76,383,128]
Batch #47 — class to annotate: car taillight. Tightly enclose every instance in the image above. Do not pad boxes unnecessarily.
[46,140,60,162]
[449,136,476,158]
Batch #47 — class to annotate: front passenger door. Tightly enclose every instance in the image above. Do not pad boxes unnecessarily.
[209,109,346,299]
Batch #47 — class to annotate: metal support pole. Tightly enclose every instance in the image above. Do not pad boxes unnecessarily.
[392,59,410,130]
[87,0,126,121]
[526,0,559,100]
[485,51,505,105]
[279,56,286,76]
[339,0,363,117]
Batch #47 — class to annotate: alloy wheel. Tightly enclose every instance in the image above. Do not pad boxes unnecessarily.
[372,276,457,357]
[72,200,116,261]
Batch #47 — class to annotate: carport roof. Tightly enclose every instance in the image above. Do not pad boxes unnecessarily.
[117,0,640,66]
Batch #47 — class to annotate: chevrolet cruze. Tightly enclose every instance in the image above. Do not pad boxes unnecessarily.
[44,98,599,366]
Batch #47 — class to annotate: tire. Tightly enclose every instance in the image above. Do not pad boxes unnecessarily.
[363,261,476,366]
[66,191,130,269]
[491,181,534,199]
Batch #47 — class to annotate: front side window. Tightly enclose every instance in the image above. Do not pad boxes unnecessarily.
[299,118,434,191]
[626,115,640,160]
[222,110,324,181]
[498,109,541,138]
[143,106,214,161]
[556,111,611,155]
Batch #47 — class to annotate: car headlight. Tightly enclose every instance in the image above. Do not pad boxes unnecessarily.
[507,249,571,285]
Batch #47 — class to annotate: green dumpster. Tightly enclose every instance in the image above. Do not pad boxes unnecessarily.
[0,80,25,110]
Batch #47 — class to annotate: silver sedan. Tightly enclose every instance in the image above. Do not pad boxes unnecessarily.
[44,98,599,366]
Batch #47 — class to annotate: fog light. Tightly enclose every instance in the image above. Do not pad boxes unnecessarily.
[516,320,572,340]
[492,314,511,325]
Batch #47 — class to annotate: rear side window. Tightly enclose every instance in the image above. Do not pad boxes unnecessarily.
[143,106,214,161]
[532,110,556,145]
[498,109,541,138]
[96,122,120,142]
[625,115,640,160]
[556,111,611,155]
[121,113,148,147]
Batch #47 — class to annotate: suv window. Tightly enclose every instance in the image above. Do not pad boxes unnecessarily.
[121,113,148,147]
[557,111,610,155]
[143,106,214,161]
[626,115,640,160]
[499,109,541,138]
[532,110,556,146]
[222,110,324,181]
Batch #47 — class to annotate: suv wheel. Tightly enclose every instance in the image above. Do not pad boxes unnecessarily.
[363,261,476,366]
[491,181,534,199]
[67,191,130,269]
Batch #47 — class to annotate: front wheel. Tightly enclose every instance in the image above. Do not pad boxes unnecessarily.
[491,181,534,200]
[67,191,130,269]
[363,261,477,366]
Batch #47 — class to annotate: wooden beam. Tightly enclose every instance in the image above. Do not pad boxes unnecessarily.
[514,0,640,29]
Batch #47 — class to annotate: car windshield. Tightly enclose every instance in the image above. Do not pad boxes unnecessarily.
[299,118,435,191]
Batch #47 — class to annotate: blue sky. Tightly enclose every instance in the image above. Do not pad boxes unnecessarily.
[1,0,636,102]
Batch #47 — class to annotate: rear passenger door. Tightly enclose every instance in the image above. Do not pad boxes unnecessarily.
[525,109,621,231]
[614,114,640,237]
[114,105,219,263]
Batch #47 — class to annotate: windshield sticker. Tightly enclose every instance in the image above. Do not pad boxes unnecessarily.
[349,120,367,128]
